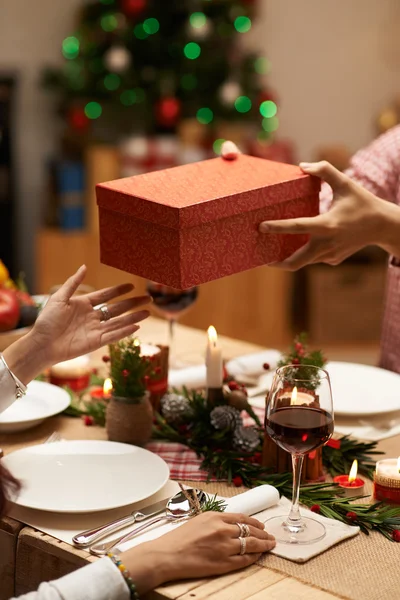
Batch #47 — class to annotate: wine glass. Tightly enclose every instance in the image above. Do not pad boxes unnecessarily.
[146,281,199,368]
[265,364,334,544]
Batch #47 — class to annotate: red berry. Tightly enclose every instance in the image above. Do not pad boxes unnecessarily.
[298,348,306,357]
[154,366,161,374]
[91,368,98,375]
[346,511,357,521]
[310,504,320,513]
[144,375,150,383]
[263,363,270,371]
[292,358,300,365]
[83,415,94,426]
[232,475,244,487]
[122,369,129,377]
[228,381,240,391]
[393,529,400,542]
[295,342,303,351]
[102,356,110,363]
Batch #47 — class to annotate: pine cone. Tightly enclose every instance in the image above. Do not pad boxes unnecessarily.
[160,393,192,425]
[233,426,261,453]
[210,405,242,431]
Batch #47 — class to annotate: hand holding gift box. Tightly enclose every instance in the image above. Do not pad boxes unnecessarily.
[96,148,320,289]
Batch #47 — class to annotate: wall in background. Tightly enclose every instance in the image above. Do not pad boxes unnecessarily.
[251,0,400,158]
[1,0,400,286]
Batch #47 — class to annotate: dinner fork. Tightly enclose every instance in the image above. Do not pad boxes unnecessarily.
[45,431,62,444]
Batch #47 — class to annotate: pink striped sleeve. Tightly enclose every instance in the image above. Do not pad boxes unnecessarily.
[319,125,400,213]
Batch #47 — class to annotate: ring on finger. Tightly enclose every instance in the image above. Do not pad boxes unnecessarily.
[236,522,250,538]
[238,536,247,555]
[98,305,111,322]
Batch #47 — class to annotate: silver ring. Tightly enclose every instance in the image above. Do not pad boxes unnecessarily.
[99,305,111,322]
[236,522,250,538]
[239,536,246,555]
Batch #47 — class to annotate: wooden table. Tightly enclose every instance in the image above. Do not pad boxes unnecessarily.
[0,318,393,599]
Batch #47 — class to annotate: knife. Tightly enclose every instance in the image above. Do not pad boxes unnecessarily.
[72,497,170,548]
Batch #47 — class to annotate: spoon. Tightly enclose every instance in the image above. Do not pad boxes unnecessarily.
[90,488,206,556]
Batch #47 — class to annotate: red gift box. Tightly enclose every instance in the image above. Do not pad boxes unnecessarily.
[96,154,320,289]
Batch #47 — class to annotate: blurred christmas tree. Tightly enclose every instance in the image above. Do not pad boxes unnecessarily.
[42,0,278,142]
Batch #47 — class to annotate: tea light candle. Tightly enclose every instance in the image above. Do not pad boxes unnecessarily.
[90,378,113,400]
[140,343,160,358]
[374,457,400,504]
[50,355,91,392]
[206,326,223,389]
[280,386,315,406]
[333,459,365,497]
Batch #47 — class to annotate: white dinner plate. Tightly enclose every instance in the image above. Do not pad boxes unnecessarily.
[0,381,71,433]
[326,361,400,416]
[2,440,170,513]
[248,361,400,417]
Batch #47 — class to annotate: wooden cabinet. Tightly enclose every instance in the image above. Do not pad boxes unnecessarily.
[36,228,293,347]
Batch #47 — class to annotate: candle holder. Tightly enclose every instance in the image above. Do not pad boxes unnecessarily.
[333,475,365,498]
[374,459,400,505]
[207,387,225,406]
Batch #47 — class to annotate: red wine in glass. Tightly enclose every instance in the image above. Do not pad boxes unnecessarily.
[146,282,199,367]
[265,406,334,455]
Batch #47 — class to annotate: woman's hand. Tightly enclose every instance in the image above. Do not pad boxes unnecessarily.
[121,511,276,595]
[3,266,150,383]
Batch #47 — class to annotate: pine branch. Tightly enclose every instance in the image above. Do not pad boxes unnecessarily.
[322,436,383,479]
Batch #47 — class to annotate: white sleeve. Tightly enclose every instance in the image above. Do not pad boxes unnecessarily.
[10,558,130,600]
[0,356,18,415]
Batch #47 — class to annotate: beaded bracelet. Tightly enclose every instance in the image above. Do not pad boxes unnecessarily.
[107,552,140,599]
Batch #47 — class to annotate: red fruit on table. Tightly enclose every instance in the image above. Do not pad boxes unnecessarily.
[0,289,20,332]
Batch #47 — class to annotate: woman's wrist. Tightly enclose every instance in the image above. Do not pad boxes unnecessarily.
[2,330,49,385]
[120,542,173,595]
[377,201,400,258]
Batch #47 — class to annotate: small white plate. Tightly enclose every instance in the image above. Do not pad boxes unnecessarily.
[226,350,281,381]
[2,440,170,513]
[0,381,71,433]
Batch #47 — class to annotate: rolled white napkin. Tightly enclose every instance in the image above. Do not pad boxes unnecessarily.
[224,485,279,515]
[169,365,206,390]
[226,351,281,380]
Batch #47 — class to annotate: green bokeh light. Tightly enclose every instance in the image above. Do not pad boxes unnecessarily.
[234,16,252,33]
[134,24,148,39]
[134,87,145,102]
[190,12,207,28]
[234,95,252,113]
[101,14,118,32]
[62,36,80,60]
[262,116,279,132]
[255,57,270,74]
[120,90,136,106]
[184,42,201,59]
[181,73,197,90]
[196,107,213,124]
[84,101,102,119]
[104,73,121,91]
[260,100,277,118]
[143,18,160,34]
[213,139,225,155]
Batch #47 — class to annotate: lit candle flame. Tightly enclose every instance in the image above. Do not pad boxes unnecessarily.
[208,325,218,345]
[103,378,113,397]
[133,338,140,347]
[290,386,298,405]
[349,459,358,483]
[397,457,400,473]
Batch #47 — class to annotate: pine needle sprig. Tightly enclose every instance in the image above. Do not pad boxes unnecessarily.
[323,435,383,479]
[202,494,227,513]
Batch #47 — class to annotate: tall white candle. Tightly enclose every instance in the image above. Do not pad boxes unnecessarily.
[206,326,223,389]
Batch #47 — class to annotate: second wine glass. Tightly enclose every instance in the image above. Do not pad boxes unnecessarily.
[146,282,199,368]
[264,364,334,544]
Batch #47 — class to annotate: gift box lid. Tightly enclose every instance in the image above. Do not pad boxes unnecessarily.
[96,154,320,230]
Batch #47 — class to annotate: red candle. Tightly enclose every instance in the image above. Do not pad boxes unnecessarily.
[333,460,365,498]
[90,387,104,400]
[89,379,113,400]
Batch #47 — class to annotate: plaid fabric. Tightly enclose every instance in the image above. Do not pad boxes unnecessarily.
[147,406,265,482]
[320,125,400,373]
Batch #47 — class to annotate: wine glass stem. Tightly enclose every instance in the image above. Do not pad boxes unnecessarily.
[287,454,304,527]
[168,318,176,365]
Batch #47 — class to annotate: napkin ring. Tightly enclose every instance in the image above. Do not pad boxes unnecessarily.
[239,537,247,555]
[236,522,250,538]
